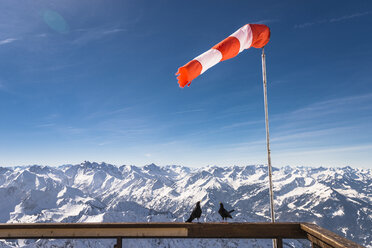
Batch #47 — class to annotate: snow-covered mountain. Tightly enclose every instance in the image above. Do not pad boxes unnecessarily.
[0,162,370,247]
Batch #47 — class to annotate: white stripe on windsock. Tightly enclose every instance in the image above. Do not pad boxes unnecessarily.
[230,24,253,53]
[195,48,223,74]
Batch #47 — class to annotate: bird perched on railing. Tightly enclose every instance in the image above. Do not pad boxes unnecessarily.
[185,201,202,223]
[218,202,234,221]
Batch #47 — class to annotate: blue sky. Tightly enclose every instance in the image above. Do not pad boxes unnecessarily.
[0,0,371,168]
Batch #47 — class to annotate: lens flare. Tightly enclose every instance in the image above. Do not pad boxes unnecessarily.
[43,10,69,34]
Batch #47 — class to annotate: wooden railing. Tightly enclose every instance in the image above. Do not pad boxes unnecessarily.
[0,222,365,248]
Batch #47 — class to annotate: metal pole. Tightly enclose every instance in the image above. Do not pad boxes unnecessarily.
[261,47,276,248]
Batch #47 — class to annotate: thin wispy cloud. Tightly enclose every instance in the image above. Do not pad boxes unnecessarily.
[72,26,126,45]
[219,120,263,130]
[273,93,372,122]
[98,141,113,146]
[268,93,372,147]
[58,126,86,135]
[278,144,372,156]
[223,139,266,152]
[253,19,279,24]
[34,33,48,38]
[173,109,204,114]
[85,107,133,120]
[224,125,356,152]
[295,12,370,28]
[35,122,86,136]
[218,93,372,162]
[102,28,127,35]
[36,123,56,128]
[271,126,353,143]
[0,38,18,45]
[295,20,327,29]
[330,12,370,22]
[93,116,156,138]
[166,94,372,145]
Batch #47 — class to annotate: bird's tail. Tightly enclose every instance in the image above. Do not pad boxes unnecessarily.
[229,210,235,213]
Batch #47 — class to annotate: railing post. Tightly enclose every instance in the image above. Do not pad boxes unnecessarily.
[114,237,122,248]
[276,238,283,248]
[311,243,321,248]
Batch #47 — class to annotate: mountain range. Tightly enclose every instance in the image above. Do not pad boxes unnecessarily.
[0,162,370,247]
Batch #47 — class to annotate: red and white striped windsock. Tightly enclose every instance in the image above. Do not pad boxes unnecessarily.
[176,24,270,88]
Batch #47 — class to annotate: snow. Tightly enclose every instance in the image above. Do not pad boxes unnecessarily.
[333,208,344,217]
[0,162,370,248]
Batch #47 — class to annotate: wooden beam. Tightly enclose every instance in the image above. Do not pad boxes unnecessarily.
[308,234,336,248]
[0,221,361,248]
[300,223,365,248]
[0,227,188,239]
[0,222,306,239]
[186,223,306,239]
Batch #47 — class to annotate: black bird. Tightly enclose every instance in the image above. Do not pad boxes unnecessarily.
[186,201,202,223]
[218,202,234,221]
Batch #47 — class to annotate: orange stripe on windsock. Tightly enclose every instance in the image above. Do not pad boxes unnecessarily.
[176,60,202,88]
[250,24,271,48]
[212,36,240,61]
[176,24,270,88]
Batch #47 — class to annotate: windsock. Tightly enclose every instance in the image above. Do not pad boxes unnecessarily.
[176,24,270,88]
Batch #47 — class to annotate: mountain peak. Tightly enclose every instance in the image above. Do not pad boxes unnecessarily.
[143,163,161,171]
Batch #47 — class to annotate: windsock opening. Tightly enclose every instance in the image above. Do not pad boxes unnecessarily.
[176,60,202,88]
